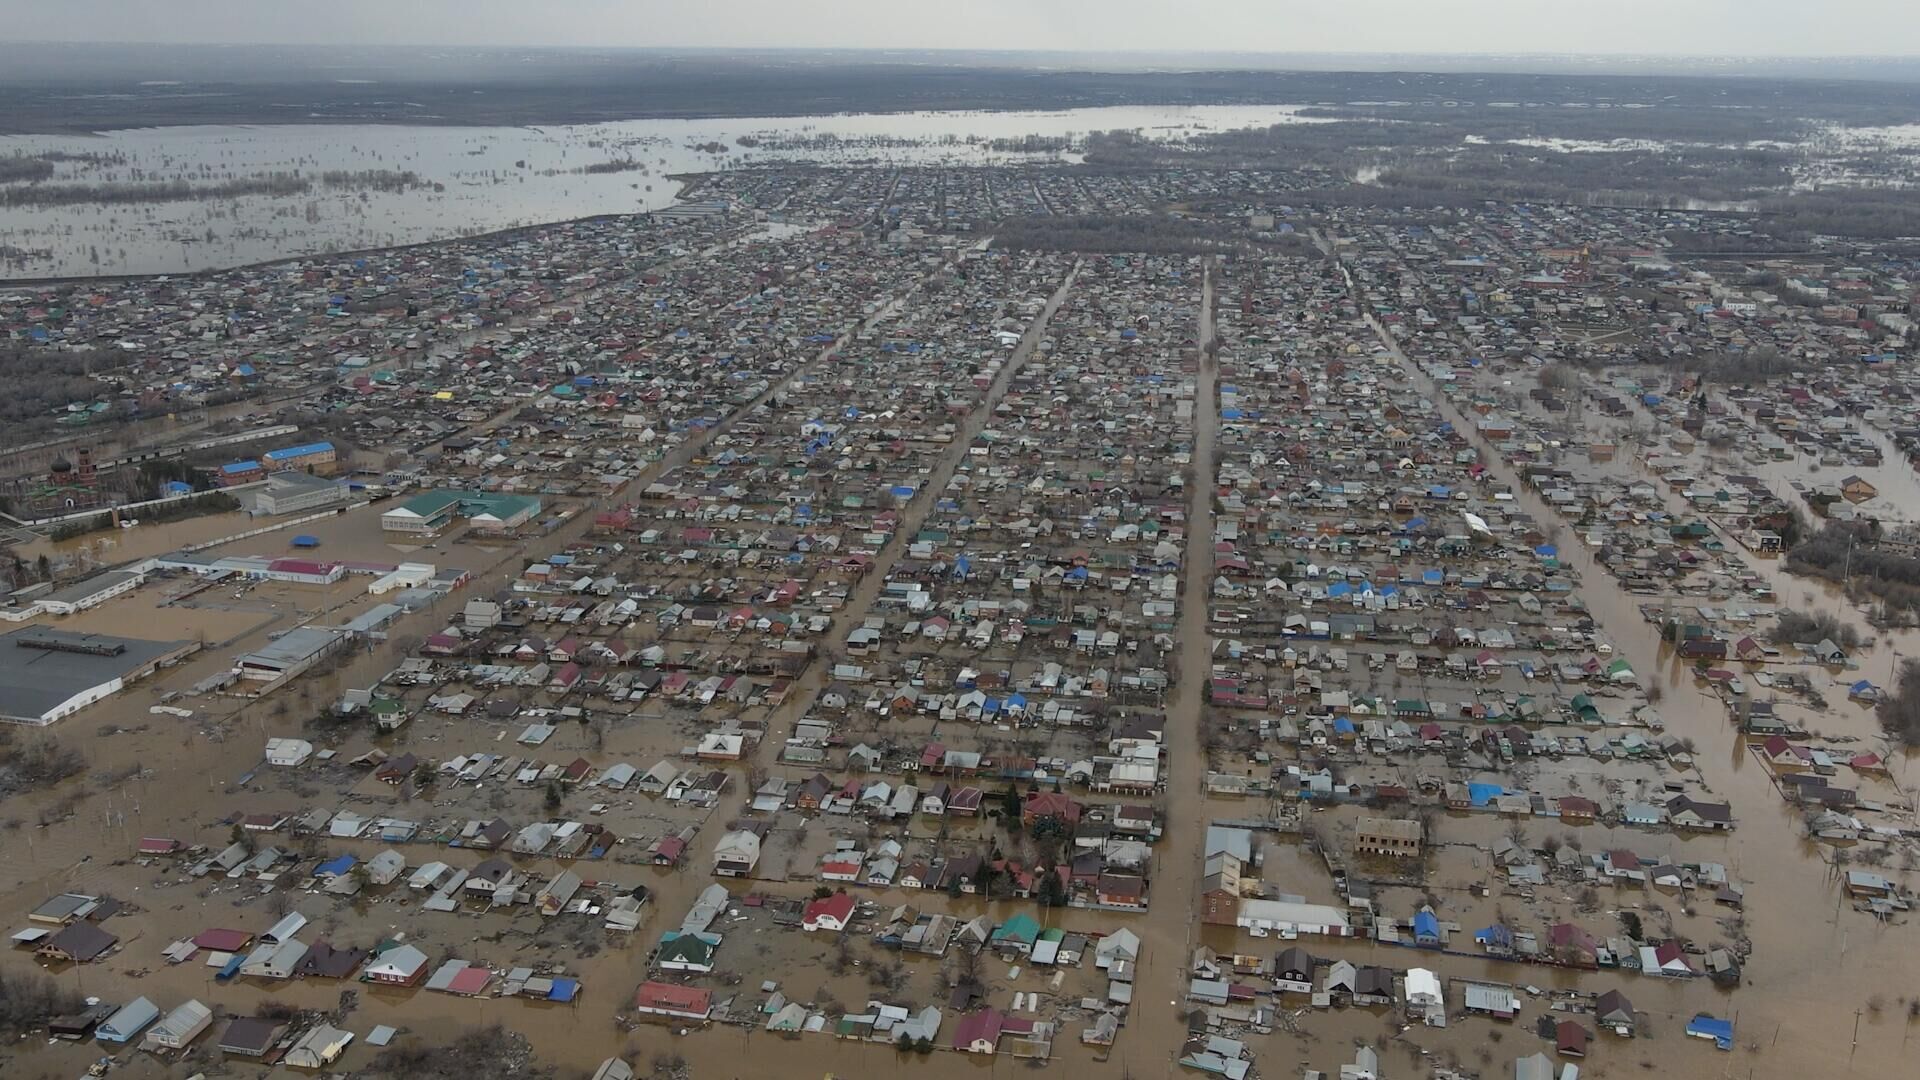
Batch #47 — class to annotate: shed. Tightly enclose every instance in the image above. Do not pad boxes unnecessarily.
[262,911,308,945]
[97,997,161,1043]
[145,999,213,1049]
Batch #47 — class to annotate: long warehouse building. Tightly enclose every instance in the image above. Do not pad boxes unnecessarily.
[0,627,197,726]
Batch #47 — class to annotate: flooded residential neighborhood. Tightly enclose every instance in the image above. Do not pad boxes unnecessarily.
[4,16,1920,1080]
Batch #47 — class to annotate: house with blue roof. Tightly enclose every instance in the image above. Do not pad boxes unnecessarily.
[1686,1014,1733,1049]
[1473,924,1515,954]
[1411,909,1441,946]
[314,855,357,880]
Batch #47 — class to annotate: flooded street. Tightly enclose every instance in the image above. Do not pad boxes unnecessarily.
[1109,259,1220,1073]
[0,251,1234,1080]
[4,230,1919,1080]
[1339,271,1920,1076]
[0,256,972,1079]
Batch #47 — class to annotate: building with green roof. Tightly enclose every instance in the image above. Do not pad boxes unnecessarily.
[381,490,543,534]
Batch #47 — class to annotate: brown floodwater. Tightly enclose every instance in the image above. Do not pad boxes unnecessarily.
[1365,309,1920,1079]
[5,255,1918,1080]
[0,254,1058,1080]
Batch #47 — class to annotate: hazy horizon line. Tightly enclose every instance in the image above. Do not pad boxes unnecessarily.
[12,41,1920,60]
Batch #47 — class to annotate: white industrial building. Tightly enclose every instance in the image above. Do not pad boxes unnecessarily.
[37,570,144,616]
[253,471,349,516]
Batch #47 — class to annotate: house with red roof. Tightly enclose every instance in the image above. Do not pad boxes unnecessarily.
[651,836,686,866]
[266,558,343,585]
[1556,796,1598,823]
[818,855,863,883]
[1546,923,1600,967]
[802,892,856,933]
[632,981,712,1021]
[1113,805,1157,834]
[1556,1020,1590,1057]
[421,632,464,656]
[192,928,254,953]
[1021,792,1083,828]
[953,1008,1007,1054]
[1760,735,1812,768]
[1095,873,1148,909]
[1602,850,1647,883]
[1642,940,1697,977]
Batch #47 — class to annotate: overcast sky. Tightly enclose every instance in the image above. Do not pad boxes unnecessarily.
[10,0,1919,56]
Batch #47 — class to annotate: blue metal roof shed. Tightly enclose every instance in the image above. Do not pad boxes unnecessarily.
[1686,1014,1733,1050]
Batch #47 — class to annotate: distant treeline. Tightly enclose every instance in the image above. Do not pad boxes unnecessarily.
[1294,103,1813,144]
[0,149,125,182]
[986,134,1075,153]
[0,156,55,182]
[0,175,308,207]
[6,57,1920,134]
[0,345,118,441]
[1374,145,1787,206]
[1077,104,1920,241]
[1758,190,1920,240]
[0,168,428,206]
[318,168,426,192]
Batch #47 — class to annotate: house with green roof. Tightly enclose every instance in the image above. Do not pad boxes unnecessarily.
[989,913,1040,954]
[370,696,408,732]
[655,931,719,973]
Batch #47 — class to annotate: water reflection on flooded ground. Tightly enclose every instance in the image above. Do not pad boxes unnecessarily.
[0,105,1323,279]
